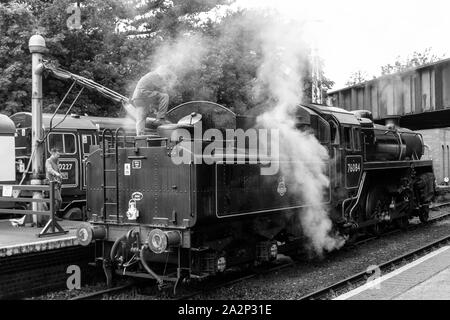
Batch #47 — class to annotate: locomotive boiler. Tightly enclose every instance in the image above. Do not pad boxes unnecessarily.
[76,101,435,289]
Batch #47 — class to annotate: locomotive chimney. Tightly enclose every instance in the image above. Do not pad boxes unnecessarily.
[29,35,46,226]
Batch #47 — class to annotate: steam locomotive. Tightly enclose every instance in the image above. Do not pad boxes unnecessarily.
[76,101,435,288]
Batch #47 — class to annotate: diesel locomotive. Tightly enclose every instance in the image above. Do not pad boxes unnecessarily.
[5,63,137,220]
[9,112,136,219]
[76,101,435,288]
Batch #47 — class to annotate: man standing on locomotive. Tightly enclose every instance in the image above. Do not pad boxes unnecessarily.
[130,66,176,135]
[45,147,63,214]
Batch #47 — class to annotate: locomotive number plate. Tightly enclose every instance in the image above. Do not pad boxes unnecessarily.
[345,155,363,189]
[58,158,78,188]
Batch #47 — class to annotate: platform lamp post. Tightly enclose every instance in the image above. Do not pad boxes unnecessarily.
[28,35,46,226]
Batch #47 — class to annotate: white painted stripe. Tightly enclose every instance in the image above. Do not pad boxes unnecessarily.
[0,236,77,250]
[334,245,450,300]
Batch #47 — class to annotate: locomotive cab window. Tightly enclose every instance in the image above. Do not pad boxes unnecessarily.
[353,127,361,151]
[330,121,339,145]
[343,126,352,150]
[81,134,94,154]
[48,133,77,155]
[317,117,330,144]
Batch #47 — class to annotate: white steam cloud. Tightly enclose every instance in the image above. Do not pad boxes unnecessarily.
[254,12,345,256]
[124,33,209,121]
[128,7,345,255]
[150,33,209,93]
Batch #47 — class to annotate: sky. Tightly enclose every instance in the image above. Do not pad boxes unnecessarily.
[233,0,450,90]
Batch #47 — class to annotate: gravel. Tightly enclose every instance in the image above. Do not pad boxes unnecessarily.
[30,209,450,300]
[194,211,450,300]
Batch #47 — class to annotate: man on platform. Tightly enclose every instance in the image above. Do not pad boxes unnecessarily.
[45,147,62,214]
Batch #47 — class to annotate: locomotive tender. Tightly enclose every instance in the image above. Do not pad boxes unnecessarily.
[77,101,435,288]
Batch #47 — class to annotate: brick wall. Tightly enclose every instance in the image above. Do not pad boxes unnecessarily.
[0,245,96,299]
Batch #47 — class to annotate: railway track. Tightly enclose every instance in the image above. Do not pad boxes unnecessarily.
[298,207,450,300]
[347,204,450,248]
[70,283,134,300]
[174,259,296,300]
[176,208,450,300]
[66,205,450,300]
[299,233,450,300]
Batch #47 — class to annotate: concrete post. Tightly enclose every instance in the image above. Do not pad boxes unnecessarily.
[28,35,46,226]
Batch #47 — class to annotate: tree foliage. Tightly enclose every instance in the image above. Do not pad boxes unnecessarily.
[0,2,34,115]
[381,48,446,76]
[345,70,369,86]
[1,0,334,118]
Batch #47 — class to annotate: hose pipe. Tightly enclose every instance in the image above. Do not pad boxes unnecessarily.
[110,234,127,262]
[140,245,163,286]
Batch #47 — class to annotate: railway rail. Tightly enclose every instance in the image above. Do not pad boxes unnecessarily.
[175,209,450,301]
[70,283,135,300]
[299,233,450,300]
[298,207,450,300]
[174,259,296,300]
[346,203,450,248]
[63,205,450,300]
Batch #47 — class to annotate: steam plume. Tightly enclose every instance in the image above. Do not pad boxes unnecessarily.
[254,12,345,256]
[150,33,209,93]
[124,33,209,120]
[124,7,346,255]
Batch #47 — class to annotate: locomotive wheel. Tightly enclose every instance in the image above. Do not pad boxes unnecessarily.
[368,222,385,237]
[419,205,430,223]
[365,185,390,221]
[395,216,409,230]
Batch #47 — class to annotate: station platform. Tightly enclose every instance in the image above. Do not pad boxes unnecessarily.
[335,245,450,300]
[0,219,80,258]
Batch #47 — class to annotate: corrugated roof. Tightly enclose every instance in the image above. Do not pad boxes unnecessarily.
[327,57,450,94]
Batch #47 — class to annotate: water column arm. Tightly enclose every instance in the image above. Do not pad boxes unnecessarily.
[41,61,130,104]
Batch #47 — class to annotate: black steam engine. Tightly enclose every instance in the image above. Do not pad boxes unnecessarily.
[76,101,435,288]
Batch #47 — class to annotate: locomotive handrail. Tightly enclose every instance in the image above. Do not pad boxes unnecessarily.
[114,127,125,223]
[102,128,114,152]
[102,128,113,221]
[101,128,122,222]
[0,182,68,237]
[114,127,127,148]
